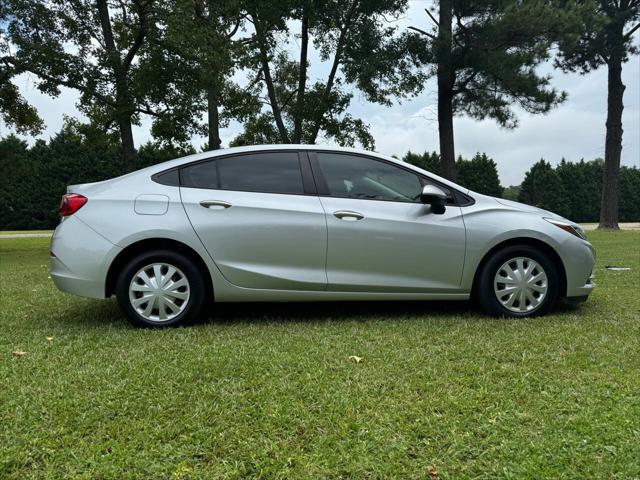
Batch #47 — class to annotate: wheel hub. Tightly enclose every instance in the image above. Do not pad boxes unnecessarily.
[493,257,548,313]
[128,263,190,322]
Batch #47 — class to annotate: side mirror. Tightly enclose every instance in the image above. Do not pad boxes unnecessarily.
[420,185,447,214]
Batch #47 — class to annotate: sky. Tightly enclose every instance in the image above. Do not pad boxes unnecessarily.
[2,1,639,186]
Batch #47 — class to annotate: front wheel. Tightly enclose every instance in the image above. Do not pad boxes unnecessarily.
[477,245,560,318]
[116,250,207,328]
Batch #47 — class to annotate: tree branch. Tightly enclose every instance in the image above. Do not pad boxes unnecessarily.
[226,18,241,39]
[425,8,439,27]
[122,3,148,70]
[251,12,290,143]
[624,22,640,38]
[408,26,437,40]
[309,0,359,143]
[293,10,309,142]
[20,66,116,107]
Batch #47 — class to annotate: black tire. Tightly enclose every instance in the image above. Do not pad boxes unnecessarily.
[115,249,208,328]
[477,245,560,318]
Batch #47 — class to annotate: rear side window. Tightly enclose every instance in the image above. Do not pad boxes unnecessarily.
[182,161,218,189]
[181,152,304,195]
[152,169,180,186]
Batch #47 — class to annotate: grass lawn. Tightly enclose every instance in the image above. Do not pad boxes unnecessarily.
[1,231,638,479]
[0,230,53,236]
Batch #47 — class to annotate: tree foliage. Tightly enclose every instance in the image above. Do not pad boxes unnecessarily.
[6,0,162,169]
[457,153,503,197]
[0,121,193,230]
[406,0,570,179]
[519,159,571,218]
[0,7,43,135]
[236,0,424,148]
[401,150,441,174]
[402,150,502,197]
[555,0,639,228]
[143,0,260,150]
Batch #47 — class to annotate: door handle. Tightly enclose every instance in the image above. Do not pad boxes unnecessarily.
[200,200,232,210]
[334,210,364,221]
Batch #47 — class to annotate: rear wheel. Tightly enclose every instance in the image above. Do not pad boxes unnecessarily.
[116,250,207,327]
[477,245,559,318]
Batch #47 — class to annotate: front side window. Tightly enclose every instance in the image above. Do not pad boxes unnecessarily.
[314,153,423,202]
[181,152,305,195]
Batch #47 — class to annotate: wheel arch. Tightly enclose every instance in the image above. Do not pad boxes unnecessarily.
[105,238,213,299]
[470,237,567,300]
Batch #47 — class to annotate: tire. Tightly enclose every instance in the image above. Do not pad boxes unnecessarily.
[115,249,208,328]
[477,245,560,318]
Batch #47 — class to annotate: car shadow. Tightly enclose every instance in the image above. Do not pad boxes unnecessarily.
[58,297,583,329]
[203,300,480,325]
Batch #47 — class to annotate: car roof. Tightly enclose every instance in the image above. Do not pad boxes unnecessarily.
[135,144,467,193]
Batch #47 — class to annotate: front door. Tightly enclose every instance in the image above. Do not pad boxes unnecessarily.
[180,151,327,290]
[310,152,466,293]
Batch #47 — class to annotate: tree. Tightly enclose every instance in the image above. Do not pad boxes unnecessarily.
[407,1,569,180]
[519,159,571,218]
[502,185,521,201]
[0,7,42,135]
[555,0,639,229]
[7,0,160,170]
[619,166,640,222]
[457,153,503,197]
[402,150,441,173]
[556,158,602,222]
[238,0,423,148]
[0,121,194,230]
[144,0,259,151]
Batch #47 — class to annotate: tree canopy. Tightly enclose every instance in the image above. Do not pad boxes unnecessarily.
[406,0,570,179]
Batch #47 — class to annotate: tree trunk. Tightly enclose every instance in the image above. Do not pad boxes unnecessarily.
[207,87,222,150]
[293,11,309,143]
[252,14,290,143]
[599,54,625,229]
[97,0,137,171]
[118,117,136,172]
[437,0,456,181]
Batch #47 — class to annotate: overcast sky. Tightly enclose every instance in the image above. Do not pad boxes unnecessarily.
[2,1,639,186]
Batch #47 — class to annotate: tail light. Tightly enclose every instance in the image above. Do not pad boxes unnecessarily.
[59,193,87,217]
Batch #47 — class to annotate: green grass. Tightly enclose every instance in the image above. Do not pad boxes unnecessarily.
[0,230,53,235]
[1,232,639,479]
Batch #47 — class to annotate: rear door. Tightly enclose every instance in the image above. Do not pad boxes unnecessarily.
[310,151,466,293]
[180,151,327,290]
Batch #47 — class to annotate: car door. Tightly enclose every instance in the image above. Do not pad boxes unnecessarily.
[180,150,327,291]
[310,151,466,293]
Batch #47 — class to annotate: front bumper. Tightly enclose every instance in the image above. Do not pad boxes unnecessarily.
[562,239,596,298]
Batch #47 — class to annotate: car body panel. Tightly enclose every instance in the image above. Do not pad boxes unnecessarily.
[318,196,466,292]
[458,193,596,297]
[50,144,596,307]
[180,187,328,290]
[50,215,122,299]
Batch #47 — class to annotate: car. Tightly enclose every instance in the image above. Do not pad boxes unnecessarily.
[50,145,596,327]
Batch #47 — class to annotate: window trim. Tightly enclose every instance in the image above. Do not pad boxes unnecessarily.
[151,149,474,205]
[308,150,474,206]
[176,150,316,196]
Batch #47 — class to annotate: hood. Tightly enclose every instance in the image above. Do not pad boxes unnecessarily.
[494,198,566,220]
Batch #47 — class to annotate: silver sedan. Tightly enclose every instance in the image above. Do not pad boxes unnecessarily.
[50,145,595,327]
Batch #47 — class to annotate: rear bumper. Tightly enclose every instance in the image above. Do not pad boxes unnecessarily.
[50,216,121,299]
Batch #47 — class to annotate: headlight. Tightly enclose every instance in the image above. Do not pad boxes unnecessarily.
[544,218,587,240]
